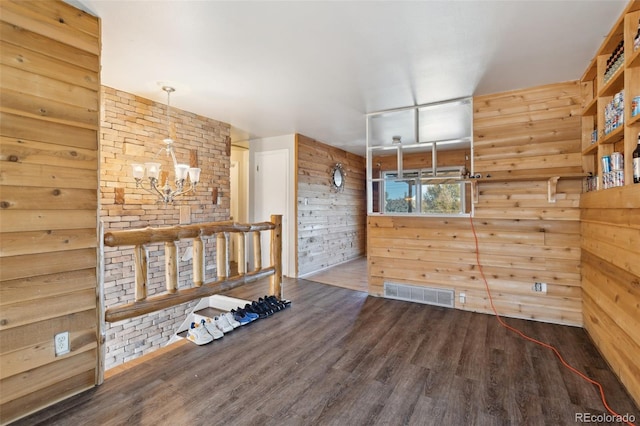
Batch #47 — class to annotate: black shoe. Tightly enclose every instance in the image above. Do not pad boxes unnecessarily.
[260,297,281,312]
[245,303,267,319]
[267,294,291,308]
[254,300,273,316]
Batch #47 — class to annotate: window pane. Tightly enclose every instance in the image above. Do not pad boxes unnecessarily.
[384,179,417,213]
[421,182,462,214]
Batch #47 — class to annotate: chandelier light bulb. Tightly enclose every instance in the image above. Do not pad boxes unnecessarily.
[130,86,201,204]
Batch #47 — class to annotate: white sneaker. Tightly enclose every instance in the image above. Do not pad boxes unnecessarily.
[201,318,224,340]
[187,322,213,345]
[223,312,241,328]
[215,315,234,333]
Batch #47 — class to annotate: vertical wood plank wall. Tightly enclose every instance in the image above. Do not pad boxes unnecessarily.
[581,186,640,405]
[368,81,584,326]
[296,135,366,276]
[0,1,100,423]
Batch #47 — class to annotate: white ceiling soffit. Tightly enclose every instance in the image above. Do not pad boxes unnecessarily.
[71,0,626,155]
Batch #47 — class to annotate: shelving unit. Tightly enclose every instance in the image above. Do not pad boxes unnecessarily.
[580,2,640,191]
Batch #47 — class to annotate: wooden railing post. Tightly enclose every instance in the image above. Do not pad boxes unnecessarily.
[269,214,282,297]
[237,233,246,275]
[216,233,229,280]
[193,236,204,287]
[253,230,262,271]
[134,245,148,301]
[165,241,178,294]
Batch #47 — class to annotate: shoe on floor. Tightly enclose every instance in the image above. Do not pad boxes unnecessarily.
[231,308,255,324]
[246,303,268,319]
[215,315,234,333]
[266,294,291,308]
[260,297,281,312]
[187,321,213,345]
[223,312,241,328]
[201,318,224,340]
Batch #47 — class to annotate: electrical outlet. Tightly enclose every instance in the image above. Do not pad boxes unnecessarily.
[55,331,70,356]
[459,292,466,304]
[533,282,547,294]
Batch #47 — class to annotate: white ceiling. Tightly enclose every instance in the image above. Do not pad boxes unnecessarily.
[71,0,626,155]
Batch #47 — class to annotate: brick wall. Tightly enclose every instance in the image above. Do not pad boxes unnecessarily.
[100,86,230,369]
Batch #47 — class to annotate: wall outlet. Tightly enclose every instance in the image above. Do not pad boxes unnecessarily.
[533,282,547,294]
[459,292,466,304]
[55,331,70,356]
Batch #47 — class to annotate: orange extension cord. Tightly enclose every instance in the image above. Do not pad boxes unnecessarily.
[468,215,635,426]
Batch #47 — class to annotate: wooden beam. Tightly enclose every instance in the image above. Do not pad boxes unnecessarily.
[193,237,203,287]
[270,214,283,297]
[133,245,147,301]
[165,242,177,294]
[103,221,275,247]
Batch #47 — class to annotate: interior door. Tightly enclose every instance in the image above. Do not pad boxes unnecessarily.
[253,149,289,276]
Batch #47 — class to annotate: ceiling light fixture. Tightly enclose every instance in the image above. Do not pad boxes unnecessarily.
[131,86,201,204]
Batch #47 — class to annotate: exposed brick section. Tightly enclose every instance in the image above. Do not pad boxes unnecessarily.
[100,86,230,369]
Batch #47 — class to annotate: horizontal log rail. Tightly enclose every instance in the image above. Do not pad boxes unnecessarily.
[103,215,282,323]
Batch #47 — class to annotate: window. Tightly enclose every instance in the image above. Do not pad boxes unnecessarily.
[366,97,473,217]
[382,168,466,215]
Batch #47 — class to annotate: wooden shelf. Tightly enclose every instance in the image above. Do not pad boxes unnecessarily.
[580,3,638,191]
[473,172,587,183]
[599,67,624,96]
[582,97,597,116]
[471,173,587,203]
[599,125,625,144]
[628,47,640,68]
[582,57,598,81]
[582,143,598,156]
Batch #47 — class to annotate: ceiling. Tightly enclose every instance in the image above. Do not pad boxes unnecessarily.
[70,0,626,155]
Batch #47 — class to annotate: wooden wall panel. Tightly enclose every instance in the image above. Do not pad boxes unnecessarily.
[296,134,366,276]
[0,1,100,423]
[581,185,640,406]
[368,81,584,326]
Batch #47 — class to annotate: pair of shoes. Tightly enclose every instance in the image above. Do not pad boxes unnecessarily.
[245,302,270,319]
[274,295,292,308]
[264,295,291,309]
[200,318,224,340]
[223,312,241,329]
[232,308,258,324]
[259,297,281,312]
[214,315,234,333]
[187,321,215,345]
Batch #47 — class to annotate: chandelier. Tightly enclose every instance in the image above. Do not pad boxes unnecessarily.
[131,86,201,204]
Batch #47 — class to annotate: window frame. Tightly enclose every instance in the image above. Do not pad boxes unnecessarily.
[366,97,474,217]
[381,167,467,215]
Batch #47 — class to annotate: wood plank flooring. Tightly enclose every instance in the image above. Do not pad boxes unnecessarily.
[303,257,368,292]
[15,278,639,426]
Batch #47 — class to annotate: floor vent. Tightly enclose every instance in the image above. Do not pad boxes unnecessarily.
[384,282,454,308]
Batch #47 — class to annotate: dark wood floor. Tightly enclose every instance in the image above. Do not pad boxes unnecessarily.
[16,278,639,426]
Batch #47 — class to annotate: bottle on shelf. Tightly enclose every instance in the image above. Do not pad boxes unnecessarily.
[634,133,640,184]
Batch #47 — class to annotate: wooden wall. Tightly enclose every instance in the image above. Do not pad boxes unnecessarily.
[368,81,584,326]
[0,1,100,423]
[581,186,640,405]
[296,134,366,276]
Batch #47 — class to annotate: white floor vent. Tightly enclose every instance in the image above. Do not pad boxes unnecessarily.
[384,282,454,308]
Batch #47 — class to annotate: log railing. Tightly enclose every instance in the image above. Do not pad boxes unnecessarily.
[102,215,282,323]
